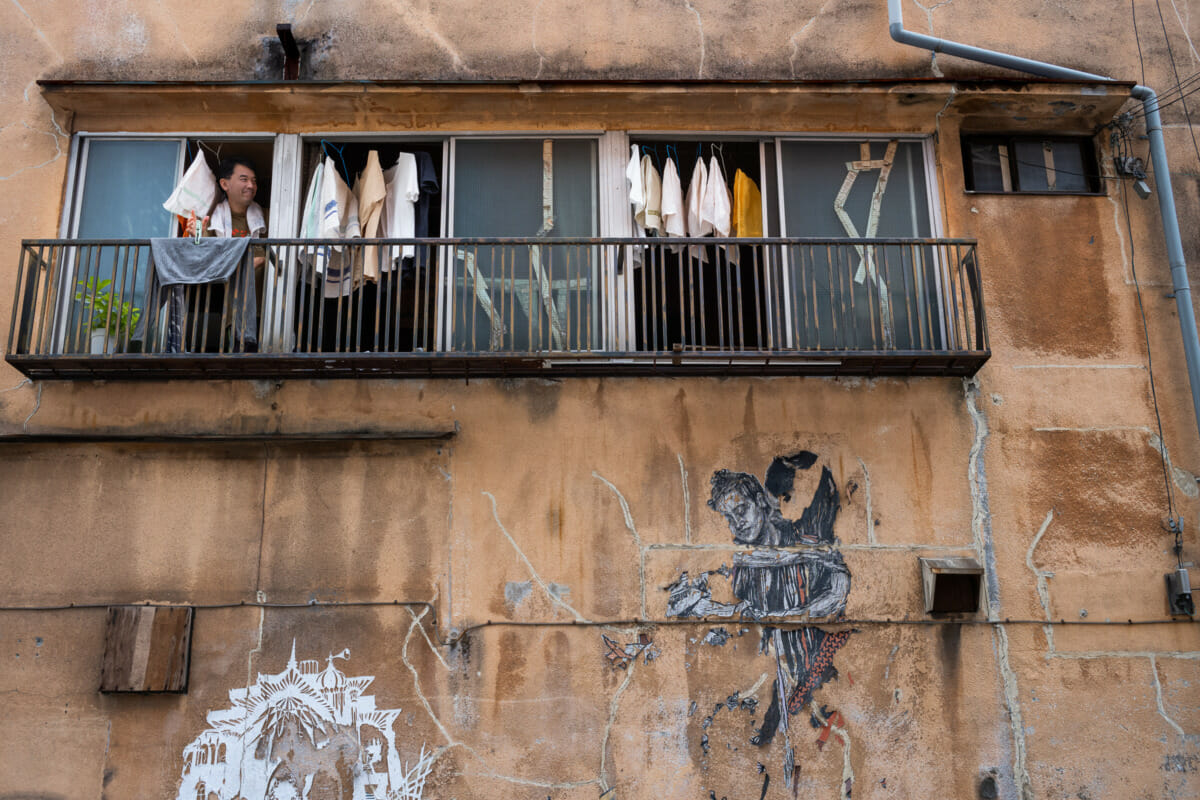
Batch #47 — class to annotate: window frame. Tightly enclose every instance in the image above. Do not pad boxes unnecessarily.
[961,133,1104,196]
[56,128,948,358]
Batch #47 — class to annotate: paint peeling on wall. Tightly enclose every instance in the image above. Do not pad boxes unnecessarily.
[174,643,434,800]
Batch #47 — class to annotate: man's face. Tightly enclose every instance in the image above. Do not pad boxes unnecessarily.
[716,491,765,544]
[220,164,257,208]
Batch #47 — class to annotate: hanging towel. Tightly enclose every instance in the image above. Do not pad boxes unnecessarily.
[701,155,731,238]
[150,237,250,286]
[355,150,388,280]
[661,158,686,238]
[685,158,712,263]
[317,156,362,297]
[163,152,218,220]
[639,155,663,233]
[209,199,266,238]
[381,153,420,267]
[730,169,763,238]
[686,158,711,238]
[137,238,254,353]
[627,144,645,221]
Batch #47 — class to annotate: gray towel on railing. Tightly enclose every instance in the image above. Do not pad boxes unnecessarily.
[136,238,257,353]
[150,237,250,285]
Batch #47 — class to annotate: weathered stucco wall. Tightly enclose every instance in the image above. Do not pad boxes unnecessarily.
[2,2,1200,800]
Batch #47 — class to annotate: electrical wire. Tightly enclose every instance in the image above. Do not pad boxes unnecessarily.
[1154,0,1200,170]
[1120,178,1183,566]
[1133,0,1148,88]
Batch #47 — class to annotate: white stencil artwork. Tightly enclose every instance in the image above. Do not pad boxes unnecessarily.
[175,643,434,800]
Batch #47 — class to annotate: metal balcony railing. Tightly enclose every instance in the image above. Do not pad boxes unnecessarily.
[7,237,987,378]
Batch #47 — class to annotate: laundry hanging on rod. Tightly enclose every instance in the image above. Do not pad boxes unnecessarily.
[298,155,362,298]
[638,152,663,233]
[381,152,420,270]
[354,150,387,281]
[730,169,763,238]
[661,156,686,239]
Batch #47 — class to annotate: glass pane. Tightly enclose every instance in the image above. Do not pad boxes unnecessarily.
[1050,140,1090,192]
[71,139,180,347]
[450,139,598,352]
[779,140,937,351]
[968,141,1007,192]
[1014,141,1051,191]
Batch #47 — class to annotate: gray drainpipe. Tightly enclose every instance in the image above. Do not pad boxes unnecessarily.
[888,0,1200,443]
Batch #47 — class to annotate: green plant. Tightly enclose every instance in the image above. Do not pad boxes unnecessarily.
[75,277,141,337]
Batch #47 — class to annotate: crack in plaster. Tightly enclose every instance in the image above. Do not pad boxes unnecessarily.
[598,652,638,792]
[856,456,876,544]
[8,0,62,59]
[1151,654,1189,737]
[678,454,692,544]
[965,377,1001,617]
[0,378,31,393]
[0,113,66,182]
[382,0,474,74]
[1026,510,1057,654]
[681,0,705,79]
[245,607,265,690]
[1026,510,1056,621]
[294,0,319,25]
[413,591,452,671]
[1108,192,1136,285]
[910,0,956,77]
[1169,0,1200,64]
[402,606,603,792]
[1013,363,1145,369]
[1051,649,1200,659]
[994,625,1034,800]
[788,0,835,78]
[21,382,42,432]
[439,465,455,633]
[594,471,648,619]
[1149,432,1200,499]
[531,0,549,80]
[156,2,199,65]
[402,605,462,751]
[484,491,589,622]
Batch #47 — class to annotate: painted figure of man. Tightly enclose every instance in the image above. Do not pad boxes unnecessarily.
[667,451,851,747]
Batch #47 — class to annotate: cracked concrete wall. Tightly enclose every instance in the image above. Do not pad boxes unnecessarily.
[2,2,1200,800]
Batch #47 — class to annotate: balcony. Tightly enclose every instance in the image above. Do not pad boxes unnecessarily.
[6,237,988,379]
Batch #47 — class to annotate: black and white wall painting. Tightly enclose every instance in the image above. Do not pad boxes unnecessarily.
[667,451,852,781]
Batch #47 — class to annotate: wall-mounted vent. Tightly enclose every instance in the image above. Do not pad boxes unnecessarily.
[920,557,984,614]
[99,606,193,693]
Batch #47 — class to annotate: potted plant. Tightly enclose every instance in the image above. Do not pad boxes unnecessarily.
[75,277,141,354]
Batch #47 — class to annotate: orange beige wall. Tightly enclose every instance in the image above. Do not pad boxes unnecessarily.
[1,3,1199,800]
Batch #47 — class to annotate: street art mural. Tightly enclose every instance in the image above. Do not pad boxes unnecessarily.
[174,643,434,800]
[666,451,852,786]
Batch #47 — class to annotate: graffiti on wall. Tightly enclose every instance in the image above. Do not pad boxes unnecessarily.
[666,451,852,783]
[174,643,434,800]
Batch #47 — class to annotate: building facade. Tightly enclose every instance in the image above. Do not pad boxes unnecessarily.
[1,2,1198,798]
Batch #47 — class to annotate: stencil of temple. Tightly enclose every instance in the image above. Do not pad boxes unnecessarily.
[175,644,431,800]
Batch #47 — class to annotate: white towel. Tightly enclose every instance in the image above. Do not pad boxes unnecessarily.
[208,199,266,238]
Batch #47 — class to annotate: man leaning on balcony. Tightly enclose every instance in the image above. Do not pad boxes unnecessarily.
[184,157,269,352]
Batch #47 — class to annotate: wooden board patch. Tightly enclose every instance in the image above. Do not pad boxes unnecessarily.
[99,606,193,693]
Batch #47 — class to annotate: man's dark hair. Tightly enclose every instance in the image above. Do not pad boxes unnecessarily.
[216,156,257,182]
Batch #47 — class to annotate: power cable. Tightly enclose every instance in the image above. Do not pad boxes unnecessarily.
[1155,0,1200,170]
[1120,178,1184,565]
